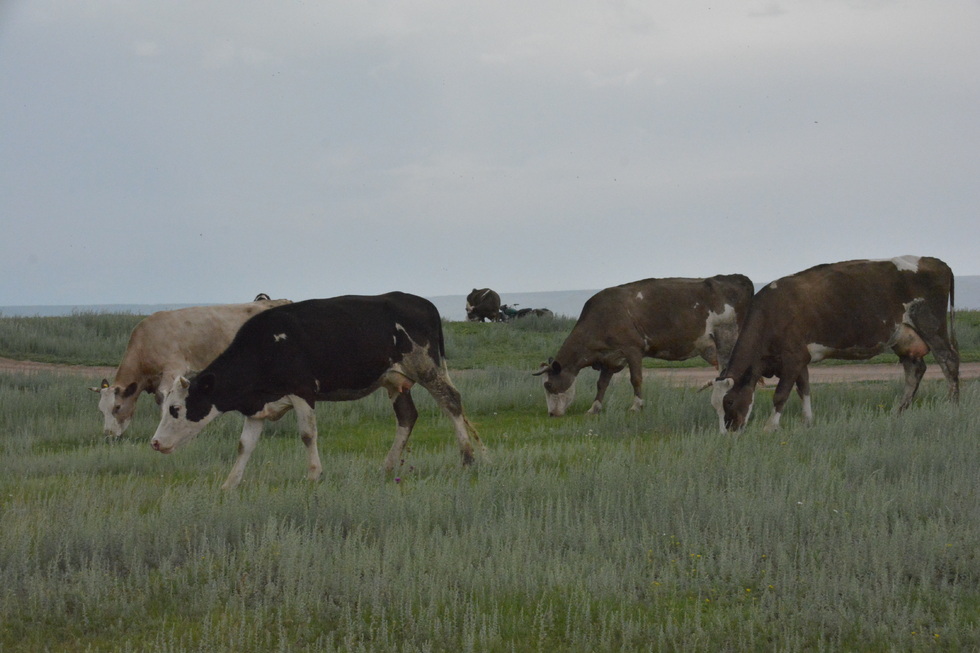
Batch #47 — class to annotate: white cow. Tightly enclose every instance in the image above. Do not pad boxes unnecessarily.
[90,296,290,437]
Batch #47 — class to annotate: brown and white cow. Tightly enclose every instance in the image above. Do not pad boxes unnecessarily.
[466,288,502,322]
[90,296,291,437]
[534,275,754,416]
[711,256,959,432]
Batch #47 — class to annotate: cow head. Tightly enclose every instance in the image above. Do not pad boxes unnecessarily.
[150,375,222,454]
[532,358,577,417]
[710,377,754,433]
[89,379,139,438]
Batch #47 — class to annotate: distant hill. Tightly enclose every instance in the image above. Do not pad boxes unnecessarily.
[4,276,980,320]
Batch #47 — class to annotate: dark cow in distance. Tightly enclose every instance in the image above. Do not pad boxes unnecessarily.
[501,305,555,321]
[90,295,291,438]
[534,275,754,416]
[466,288,502,322]
[151,293,484,489]
[711,256,959,432]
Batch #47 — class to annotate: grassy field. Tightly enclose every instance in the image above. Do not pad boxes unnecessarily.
[2,309,979,369]
[0,312,978,651]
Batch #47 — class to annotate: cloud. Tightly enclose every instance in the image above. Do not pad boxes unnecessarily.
[0,0,978,306]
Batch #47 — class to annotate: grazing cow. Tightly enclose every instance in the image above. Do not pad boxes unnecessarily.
[90,296,291,437]
[150,292,484,489]
[533,275,754,416]
[466,288,502,322]
[711,256,959,432]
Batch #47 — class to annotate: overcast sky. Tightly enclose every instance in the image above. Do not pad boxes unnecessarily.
[1,1,978,307]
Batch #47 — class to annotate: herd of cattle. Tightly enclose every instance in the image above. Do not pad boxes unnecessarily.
[465,288,554,322]
[91,256,960,488]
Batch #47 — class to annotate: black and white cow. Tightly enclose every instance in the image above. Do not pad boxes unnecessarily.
[534,275,755,416]
[711,256,960,432]
[151,293,484,489]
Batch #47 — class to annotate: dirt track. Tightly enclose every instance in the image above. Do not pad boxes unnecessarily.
[645,361,980,387]
[2,356,977,387]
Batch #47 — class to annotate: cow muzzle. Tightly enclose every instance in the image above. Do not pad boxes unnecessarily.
[150,438,173,454]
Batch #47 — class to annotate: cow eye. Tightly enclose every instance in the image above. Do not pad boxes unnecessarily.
[169,405,180,419]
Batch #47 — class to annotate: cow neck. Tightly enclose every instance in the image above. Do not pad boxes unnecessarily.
[721,309,770,389]
[553,332,594,374]
[200,354,256,414]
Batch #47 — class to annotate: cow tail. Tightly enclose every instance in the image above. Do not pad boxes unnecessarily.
[437,317,448,362]
[949,273,958,351]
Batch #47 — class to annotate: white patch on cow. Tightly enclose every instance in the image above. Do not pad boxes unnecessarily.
[767,281,778,290]
[764,410,781,431]
[806,343,834,363]
[636,291,644,300]
[150,376,223,453]
[887,255,920,272]
[801,394,813,425]
[710,378,732,433]
[697,304,736,352]
[273,333,288,342]
[546,384,576,417]
[95,385,131,438]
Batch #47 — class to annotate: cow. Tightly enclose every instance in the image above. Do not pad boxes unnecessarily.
[150,292,484,489]
[533,275,755,417]
[466,288,502,322]
[90,296,291,438]
[501,306,555,321]
[711,256,959,433]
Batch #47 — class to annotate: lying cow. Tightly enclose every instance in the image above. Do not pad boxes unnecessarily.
[501,305,555,321]
[711,256,959,432]
[466,288,502,322]
[534,275,754,416]
[91,295,291,437]
[150,292,484,489]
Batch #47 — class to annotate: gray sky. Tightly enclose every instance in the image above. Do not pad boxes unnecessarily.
[2,1,978,307]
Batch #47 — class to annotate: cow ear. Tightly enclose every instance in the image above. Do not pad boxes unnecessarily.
[101,378,110,389]
[532,358,561,376]
[121,382,138,398]
[177,376,191,390]
[714,378,734,391]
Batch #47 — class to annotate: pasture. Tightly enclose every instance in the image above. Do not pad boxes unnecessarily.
[0,312,978,651]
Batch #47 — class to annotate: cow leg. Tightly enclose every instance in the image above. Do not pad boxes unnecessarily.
[589,367,615,414]
[291,397,322,482]
[765,374,799,431]
[222,417,265,490]
[626,353,644,412]
[906,301,960,403]
[384,391,418,472]
[796,367,813,426]
[419,371,485,466]
[897,356,927,412]
[711,322,739,370]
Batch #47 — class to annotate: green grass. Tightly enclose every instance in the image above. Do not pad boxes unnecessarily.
[1,360,978,651]
[2,309,978,369]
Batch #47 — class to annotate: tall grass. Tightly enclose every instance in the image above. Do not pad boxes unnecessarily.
[0,312,142,366]
[3,310,978,370]
[1,366,977,651]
